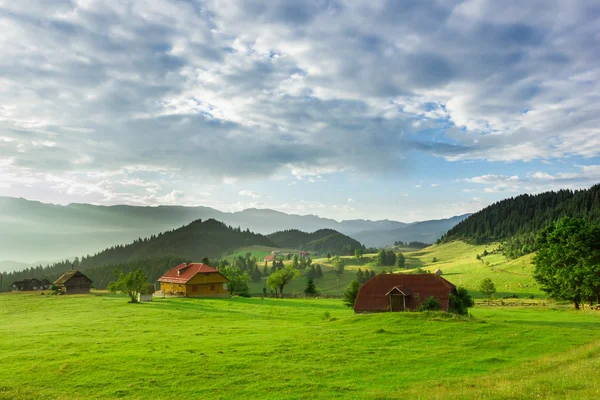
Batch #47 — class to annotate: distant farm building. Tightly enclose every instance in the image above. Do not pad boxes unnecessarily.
[434,269,443,276]
[11,278,52,292]
[54,270,92,294]
[353,274,456,313]
[158,263,229,297]
[264,255,275,262]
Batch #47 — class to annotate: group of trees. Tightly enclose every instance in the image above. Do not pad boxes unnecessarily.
[441,184,600,258]
[266,229,364,256]
[355,268,376,284]
[376,250,406,270]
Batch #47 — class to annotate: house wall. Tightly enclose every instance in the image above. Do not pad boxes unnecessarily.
[160,282,186,295]
[64,276,92,294]
[186,273,228,297]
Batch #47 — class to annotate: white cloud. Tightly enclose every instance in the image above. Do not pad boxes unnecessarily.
[239,189,261,199]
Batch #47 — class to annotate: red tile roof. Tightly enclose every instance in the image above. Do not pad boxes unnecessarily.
[354,274,456,312]
[264,255,275,261]
[157,263,225,284]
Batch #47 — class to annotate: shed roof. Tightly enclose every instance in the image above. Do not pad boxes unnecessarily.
[54,270,92,286]
[157,263,227,284]
[354,274,456,312]
[264,255,275,261]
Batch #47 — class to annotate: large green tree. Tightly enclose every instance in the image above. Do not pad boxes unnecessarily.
[533,217,600,309]
[221,266,250,296]
[478,278,496,304]
[108,268,149,303]
[267,265,300,298]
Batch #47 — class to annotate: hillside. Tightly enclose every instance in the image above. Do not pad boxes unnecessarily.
[441,183,600,257]
[0,196,446,264]
[352,214,471,247]
[1,219,275,291]
[267,229,363,254]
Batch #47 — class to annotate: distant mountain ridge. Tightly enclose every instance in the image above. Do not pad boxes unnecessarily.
[0,196,465,264]
[352,214,472,247]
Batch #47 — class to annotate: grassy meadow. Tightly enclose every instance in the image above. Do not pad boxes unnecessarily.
[1,293,599,399]
[248,241,542,299]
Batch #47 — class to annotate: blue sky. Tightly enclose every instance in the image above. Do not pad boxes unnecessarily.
[1,0,599,221]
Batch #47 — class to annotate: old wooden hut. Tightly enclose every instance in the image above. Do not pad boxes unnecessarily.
[158,263,229,297]
[54,270,92,294]
[353,274,456,313]
[11,278,53,292]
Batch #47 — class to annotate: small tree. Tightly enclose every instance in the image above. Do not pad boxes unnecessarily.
[315,264,323,278]
[377,249,386,266]
[395,252,406,269]
[304,278,318,297]
[343,280,360,308]
[331,256,344,289]
[354,248,364,261]
[108,269,149,303]
[356,268,365,284]
[267,265,299,298]
[479,278,496,304]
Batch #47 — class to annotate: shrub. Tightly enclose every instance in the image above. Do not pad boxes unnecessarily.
[449,287,475,315]
[419,296,441,311]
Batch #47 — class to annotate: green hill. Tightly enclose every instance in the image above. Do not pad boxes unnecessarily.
[267,229,363,255]
[1,219,276,291]
[441,183,600,257]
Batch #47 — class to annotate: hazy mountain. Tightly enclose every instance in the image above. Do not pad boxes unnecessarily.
[352,214,472,247]
[0,196,463,264]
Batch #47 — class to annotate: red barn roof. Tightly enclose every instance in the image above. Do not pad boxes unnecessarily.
[158,263,225,284]
[264,255,275,261]
[354,274,456,312]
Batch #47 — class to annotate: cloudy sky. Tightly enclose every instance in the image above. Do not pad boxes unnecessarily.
[1,0,599,222]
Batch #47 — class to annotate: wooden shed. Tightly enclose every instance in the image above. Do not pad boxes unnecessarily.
[54,270,92,294]
[158,263,229,297]
[353,274,456,313]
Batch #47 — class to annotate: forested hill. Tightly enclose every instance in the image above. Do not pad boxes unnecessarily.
[1,219,275,291]
[267,229,364,254]
[441,184,600,256]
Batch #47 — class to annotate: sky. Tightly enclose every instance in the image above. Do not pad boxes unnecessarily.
[1,0,599,222]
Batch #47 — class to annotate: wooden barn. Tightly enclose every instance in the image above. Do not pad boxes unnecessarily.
[158,263,229,297]
[54,270,92,294]
[353,274,456,313]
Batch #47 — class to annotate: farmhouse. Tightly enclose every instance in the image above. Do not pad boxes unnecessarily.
[158,263,229,297]
[354,274,456,313]
[54,270,93,294]
[11,278,52,292]
[264,255,275,262]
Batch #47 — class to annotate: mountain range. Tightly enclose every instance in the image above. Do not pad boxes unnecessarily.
[0,196,469,265]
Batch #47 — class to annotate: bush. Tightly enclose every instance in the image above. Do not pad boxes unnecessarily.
[419,296,441,311]
[342,280,360,308]
[449,287,475,315]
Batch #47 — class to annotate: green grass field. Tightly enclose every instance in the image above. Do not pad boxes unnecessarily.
[248,241,542,299]
[1,293,599,399]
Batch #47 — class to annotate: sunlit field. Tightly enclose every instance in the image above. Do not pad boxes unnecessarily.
[1,293,599,399]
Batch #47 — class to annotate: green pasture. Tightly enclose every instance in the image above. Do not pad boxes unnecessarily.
[248,241,542,299]
[0,293,599,399]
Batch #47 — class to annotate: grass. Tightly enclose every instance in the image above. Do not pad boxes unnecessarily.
[250,241,542,299]
[1,293,600,399]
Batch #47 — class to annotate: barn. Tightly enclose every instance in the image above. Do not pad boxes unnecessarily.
[54,270,92,294]
[11,278,52,292]
[353,274,456,313]
[158,263,229,297]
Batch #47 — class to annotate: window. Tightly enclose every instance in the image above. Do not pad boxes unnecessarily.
[210,283,215,291]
